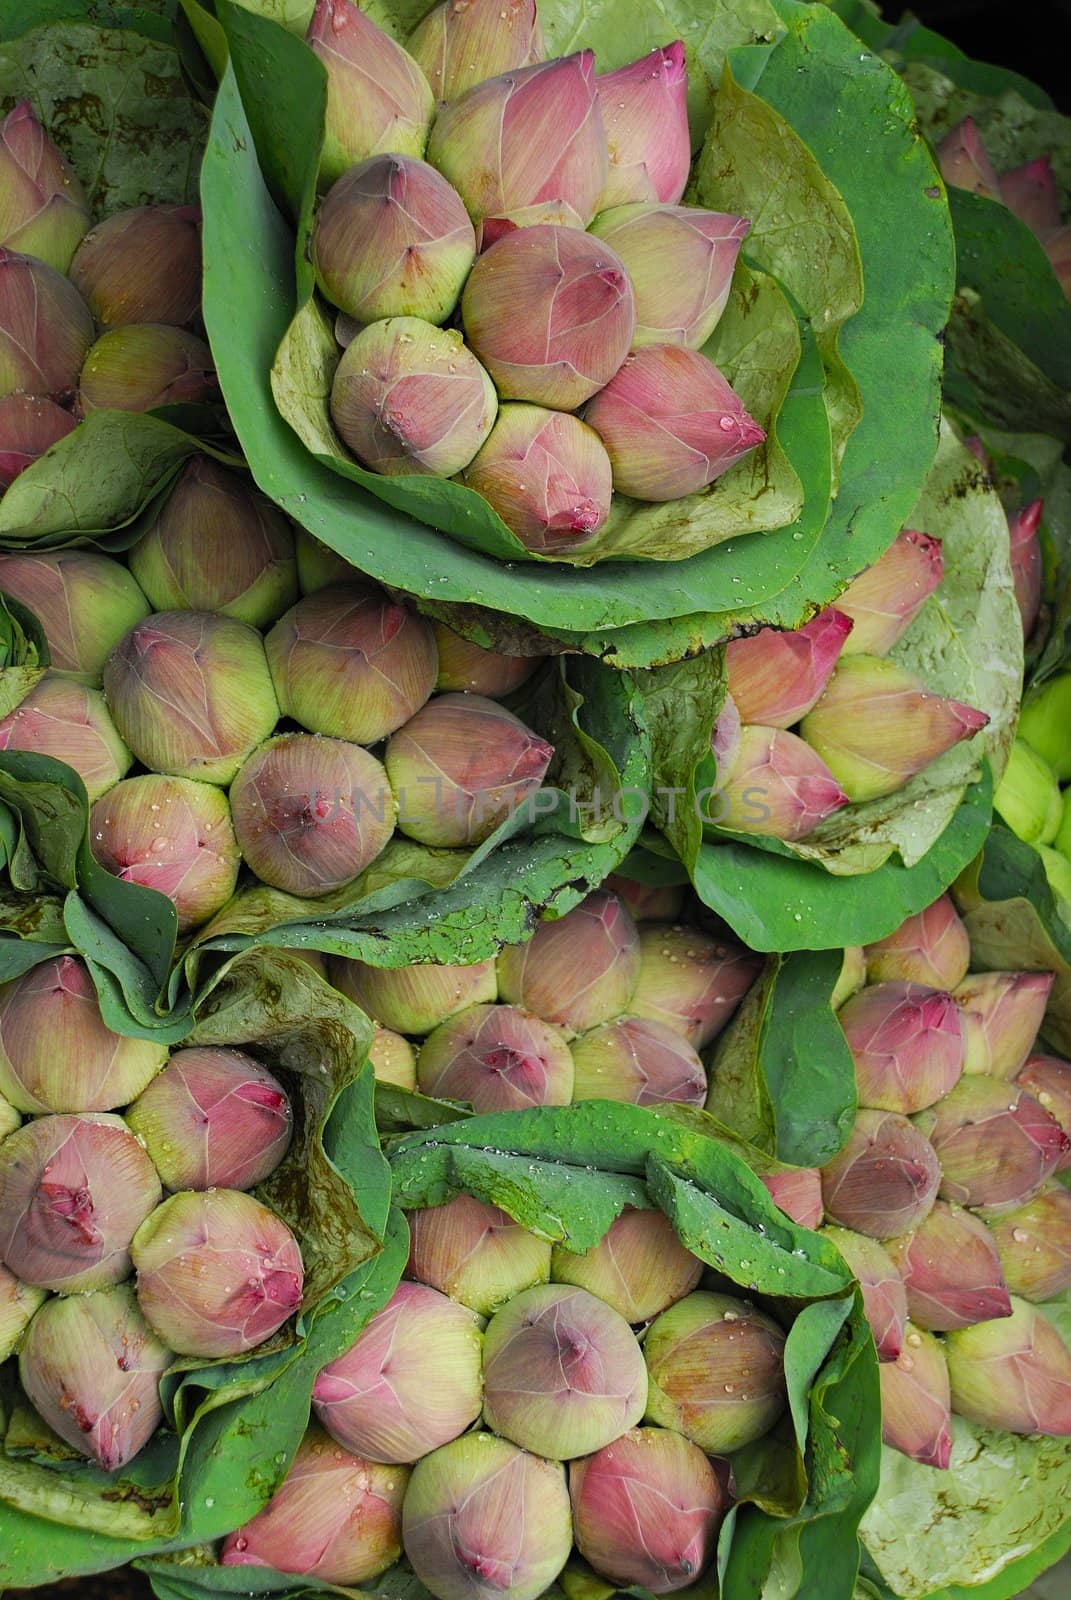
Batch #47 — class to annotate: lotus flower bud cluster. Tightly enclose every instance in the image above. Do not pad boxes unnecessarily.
[0,101,90,271]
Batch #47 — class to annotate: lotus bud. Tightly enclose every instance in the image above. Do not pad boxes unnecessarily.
[69,204,202,327]
[885,1201,1011,1331]
[0,1265,44,1362]
[0,393,76,486]
[416,1003,574,1113]
[832,946,867,1009]
[953,970,1054,1078]
[820,1109,941,1239]
[711,690,742,780]
[604,874,686,924]
[408,0,543,102]
[945,1296,1071,1435]
[835,529,945,656]
[1019,675,1071,780]
[1017,1055,1071,1169]
[476,199,585,250]
[935,118,1001,201]
[0,1090,17,1142]
[1000,156,1061,234]
[759,1166,824,1231]
[987,1183,1071,1302]
[838,981,965,1115]
[993,740,1062,846]
[407,1193,551,1314]
[78,324,218,414]
[1043,225,1071,299]
[1009,498,1043,637]
[914,1076,1069,1210]
[712,724,849,842]
[550,1206,702,1323]
[584,344,765,501]
[0,1112,161,1291]
[369,1027,416,1089]
[221,1423,407,1582]
[432,622,540,698]
[18,1284,171,1471]
[103,610,278,785]
[0,101,90,271]
[800,656,989,803]
[1034,840,1068,908]
[0,955,166,1114]
[331,318,497,476]
[482,1283,647,1458]
[403,1432,572,1600]
[329,955,497,1035]
[643,1290,787,1453]
[0,550,150,683]
[880,1323,952,1469]
[295,526,354,593]
[132,1188,303,1358]
[461,402,613,553]
[497,889,641,1036]
[571,1015,706,1107]
[963,434,991,469]
[822,1225,907,1360]
[724,608,854,729]
[385,692,553,847]
[0,674,131,800]
[864,894,971,990]
[0,248,93,400]
[313,1281,483,1463]
[595,42,691,210]
[427,53,609,226]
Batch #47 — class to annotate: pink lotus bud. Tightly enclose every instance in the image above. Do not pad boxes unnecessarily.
[838,981,965,1115]
[724,608,854,729]
[385,692,553,847]
[331,318,497,477]
[644,1290,787,1453]
[832,946,867,1009]
[497,888,641,1036]
[759,1166,824,1231]
[885,1201,1011,1331]
[953,970,1054,1078]
[132,1188,303,1358]
[880,1323,952,1469]
[595,43,691,209]
[432,622,541,698]
[822,1225,907,1360]
[78,324,218,414]
[821,1109,941,1239]
[1017,1055,1071,1170]
[0,248,93,400]
[800,655,989,803]
[482,1283,647,1458]
[935,118,1001,201]
[914,1076,1069,1210]
[89,774,241,934]
[571,1014,706,1107]
[0,1264,44,1362]
[1009,498,1044,638]
[69,204,202,327]
[313,1281,483,1463]
[427,52,609,226]
[945,1296,1071,1435]
[461,402,613,553]
[408,0,544,102]
[550,1206,702,1323]
[570,1426,728,1594]
[1043,225,1071,299]
[604,874,686,924]
[1000,156,1062,235]
[476,199,585,249]
[835,529,945,656]
[0,101,90,271]
[103,610,278,785]
[129,456,298,628]
[0,674,131,801]
[416,1003,574,1112]
[584,344,765,501]
[267,584,436,744]
[329,955,497,1035]
[403,1432,572,1600]
[369,1026,416,1089]
[713,724,849,842]
[295,526,354,593]
[0,955,166,1114]
[18,1283,171,1471]
[0,393,76,486]
[307,0,434,189]
[0,1112,161,1291]
[987,1183,1071,1302]
[710,690,742,780]
[126,1046,292,1192]
[407,1193,551,1315]
[0,550,149,684]
[589,203,748,350]
[462,224,634,409]
[864,894,971,990]
[221,1423,407,1582]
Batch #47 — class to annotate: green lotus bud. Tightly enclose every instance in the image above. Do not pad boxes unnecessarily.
[0,101,90,271]
[832,945,867,1009]
[820,1109,941,1239]
[0,954,166,1113]
[330,956,497,1036]
[595,43,691,210]
[0,673,131,800]
[643,1290,787,1453]
[370,1026,417,1089]
[497,889,641,1036]
[0,1112,161,1291]
[914,1076,1069,1210]
[836,529,944,657]
[588,203,748,350]
[69,203,202,327]
[987,1183,1071,1302]
[386,692,553,847]
[604,874,686,925]
[1039,844,1071,907]
[758,1166,824,1230]
[482,1283,647,1458]
[570,1426,728,1594]
[1017,1055,1071,1169]
[403,1432,572,1600]
[864,894,971,990]
[221,1423,408,1582]
[622,923,759,1048]
[953,970,1054,1078]
[408,0,544,102]
[18,1283,171,1471]
[103,610,278,785]
[572,1014,706,1107]
[0,393,76,487]
[885,1201,1010,1331]
[461,402,613,553]
[945,1296,1071,1435]
[267,584,437,743]
[800,655,989,803]
[935,117,1001,201]
[1018,675,1071,781]
[994,740,1063,845]
[0,1265,44,1362]
[551,1206,702,1323]
[78,324,218,414]
[417,1003,574,1113]
[713,724,850,842]
[407,1193,551,1315]
[879,1322,952,1469]
[724,609,854,729]
[432,622,540,698]
[838,981,966,1115]
[314,1281,483,1463]
[0,550,150,684]
[822,1225,906,1360]
[0,247,93,400]
[294,526,354,593]
[132,1188,304,1358]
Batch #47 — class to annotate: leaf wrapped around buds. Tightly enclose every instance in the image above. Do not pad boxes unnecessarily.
[0,101,90,271]
[835,529,944,656]
[369,1027,416,1089]
[78,324,218,414]
[330,955,497,1035]
[0,674,131,800]
[551,1207,702,1323]
[832,946,867,1009]
[604,874,686,925]
[644,1290,787,1453]
[986,1183,1071,1302]
[953,970,1054,1078]
[914,1076,1069,1211]
[821,1109,941,1239]
[417,1003,574,1112]
[759,1166,824,1231]
[864,894,971,990]
[571,1015,706,1107]
[0,1265,44,1361]
[1009,498,1044,638]
[838,981,965,1114]
[589,203,749,350]
[885,1201,1011,1331]
[497,889,641,1036]
[1000,156,1061,234]
[822,1226,907,1360]
[628,923,758,1048]
[0,247,93,400]
[0,393,76,487]
[724,608,854,729]
[945,1296,1071,1435]
[407,1194,551,1315]
[461,402,613,553]
[713,724,849,842]
[595,44,691,210]
[69,204,202,328]
[935,118,1001,201]
[432,622,540,698]
[993,739,1062,846]
[880,1323,952,1469]
[408,0,544,102]
[0,551,149,683]
[1017,1055,1071,1169]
